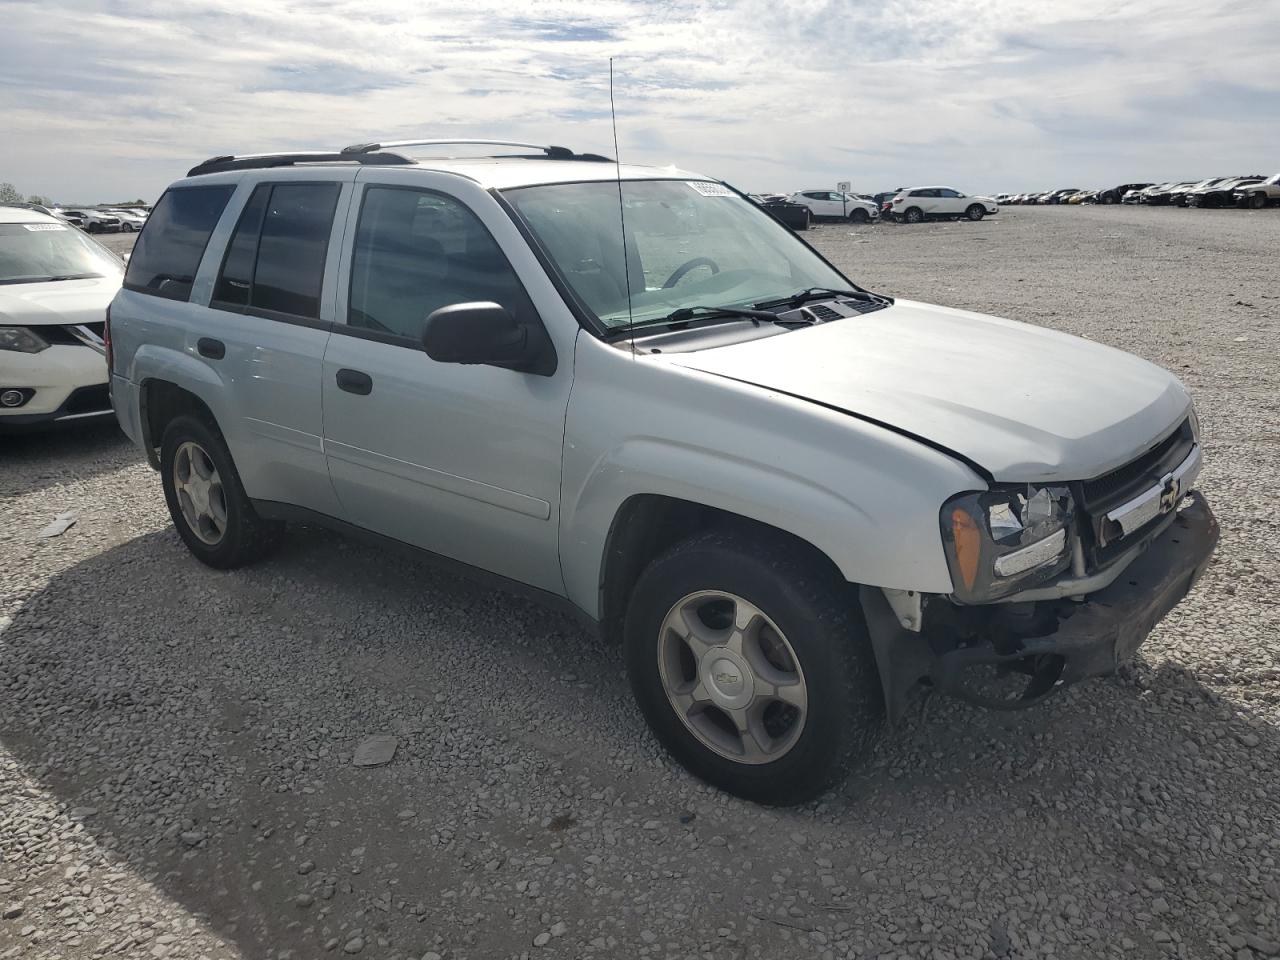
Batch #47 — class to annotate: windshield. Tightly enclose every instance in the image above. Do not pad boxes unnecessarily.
[0,220,122,284]
[503,179,852,329]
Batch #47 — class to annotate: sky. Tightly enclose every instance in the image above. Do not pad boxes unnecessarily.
[2,0,1278,202]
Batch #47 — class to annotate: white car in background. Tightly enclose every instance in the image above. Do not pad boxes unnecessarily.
[61,209,123,233]
[0,206,123,431]
[107,208,148,232]
[789,190,879,223]
[887,187,999,223]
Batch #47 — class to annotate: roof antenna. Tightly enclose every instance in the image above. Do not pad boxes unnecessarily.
[609,57,635,354]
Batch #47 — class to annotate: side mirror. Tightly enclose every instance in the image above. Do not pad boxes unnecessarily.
[422,301,552,374]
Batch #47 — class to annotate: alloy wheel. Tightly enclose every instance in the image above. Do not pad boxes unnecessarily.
[656,590,807,764]
[172,440,227,545]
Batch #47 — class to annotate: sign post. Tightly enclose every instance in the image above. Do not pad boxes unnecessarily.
[837,180,851,219]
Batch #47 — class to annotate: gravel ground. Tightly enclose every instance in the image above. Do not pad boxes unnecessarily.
[3,206,1279,960]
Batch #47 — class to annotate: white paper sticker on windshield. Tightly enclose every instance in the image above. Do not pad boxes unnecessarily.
[687,181,734,197]
[23,223,68,231]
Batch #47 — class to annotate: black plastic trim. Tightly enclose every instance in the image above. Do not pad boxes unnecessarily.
[186,152,411,177]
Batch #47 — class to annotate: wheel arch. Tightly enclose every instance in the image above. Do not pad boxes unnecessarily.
[134,351,228,468]
[596,494,850,645]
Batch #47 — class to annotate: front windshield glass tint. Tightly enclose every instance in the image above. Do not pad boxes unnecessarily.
[504,180,850,329]
[0,221,122,284]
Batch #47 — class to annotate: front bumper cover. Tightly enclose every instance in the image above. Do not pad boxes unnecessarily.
[864,491,1218,721]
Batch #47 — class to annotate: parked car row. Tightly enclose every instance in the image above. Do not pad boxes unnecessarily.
[750,186,1000,228]
[16,202,150,233]
[997,172,1279,209]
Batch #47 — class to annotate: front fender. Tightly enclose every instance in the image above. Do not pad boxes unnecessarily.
[559,336,984,620]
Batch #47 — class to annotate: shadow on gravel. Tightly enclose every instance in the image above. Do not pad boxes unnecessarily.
[2,523,1277,958]
[0,421,138,497]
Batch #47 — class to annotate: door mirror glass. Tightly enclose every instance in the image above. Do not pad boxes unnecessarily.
[422,301,537,370]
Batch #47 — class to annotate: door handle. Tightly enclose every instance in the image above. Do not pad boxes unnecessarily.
[197,337,225,360]
[336,368,373,396]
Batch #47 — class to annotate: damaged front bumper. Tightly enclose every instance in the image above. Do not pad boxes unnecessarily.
[864,491,1218,721]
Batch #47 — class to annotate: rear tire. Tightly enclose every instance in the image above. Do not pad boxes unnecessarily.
[1103,194,1116,204]
[903,207,924,224]
[160,414,283,569]
[966,204,985,221]
[624,529,883,805]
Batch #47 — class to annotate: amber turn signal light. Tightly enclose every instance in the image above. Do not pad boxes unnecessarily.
[951,507,982,591]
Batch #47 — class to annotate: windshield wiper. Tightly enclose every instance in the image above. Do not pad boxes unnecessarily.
[0,272,104,284]
[754,287,878,309]
[617,304,782,336]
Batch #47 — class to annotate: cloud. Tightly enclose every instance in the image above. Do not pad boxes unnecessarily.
[1,0,1277,201]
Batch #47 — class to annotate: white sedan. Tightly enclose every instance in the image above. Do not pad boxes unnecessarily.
[887,187,999,223]
[0,207,123,431]
[789,190,879,224]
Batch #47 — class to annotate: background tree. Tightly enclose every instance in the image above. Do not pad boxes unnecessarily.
[0,182,23,204]
[26,193,51,206]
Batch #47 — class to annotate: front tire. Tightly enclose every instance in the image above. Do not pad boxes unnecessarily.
[624,530,883,805]
[1249,193,1267,210]
[849,208,869,224]
[160,415,283,569]
[966,204,986,221]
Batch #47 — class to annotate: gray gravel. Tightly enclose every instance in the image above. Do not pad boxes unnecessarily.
[3,206,1279,960]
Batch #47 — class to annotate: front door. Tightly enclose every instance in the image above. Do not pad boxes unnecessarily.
[320,173,572,594]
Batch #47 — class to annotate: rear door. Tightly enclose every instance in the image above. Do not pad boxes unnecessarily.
[911,189,941,216]
[936,188,965,215]
[199,170,355,514]
[319,170,573,593]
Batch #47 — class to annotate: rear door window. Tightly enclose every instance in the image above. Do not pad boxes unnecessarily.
[124,185,235,301]
[210,181,341,319]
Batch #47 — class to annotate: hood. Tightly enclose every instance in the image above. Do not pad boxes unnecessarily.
[666,299,1190,483]
[0,275,122,327]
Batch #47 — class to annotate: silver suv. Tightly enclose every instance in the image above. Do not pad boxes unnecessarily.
[109,139,1218,804]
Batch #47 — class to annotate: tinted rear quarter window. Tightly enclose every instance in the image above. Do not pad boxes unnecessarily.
[124,185,234,301]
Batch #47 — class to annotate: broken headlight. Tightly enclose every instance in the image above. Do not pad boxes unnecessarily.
[941,485,1074,602]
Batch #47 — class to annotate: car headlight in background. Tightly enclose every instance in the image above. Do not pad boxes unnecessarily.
[942,485,1075,602]
[0,326,50,353]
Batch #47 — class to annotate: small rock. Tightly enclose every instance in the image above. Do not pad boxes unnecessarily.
[397,809,416,820]
[68,807,99,819]
[533,932,551,947]
[343,937,364,954]
[422,953,443,960]
[550,921,567,936]
[2,904,23,920]
[295,894,314,908]
[298,861,316,875]
[179,831,205,847]
[353,735,399,767]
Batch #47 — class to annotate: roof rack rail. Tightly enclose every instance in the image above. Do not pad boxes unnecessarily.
[186,151,413,178]
[340,139,612,162]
